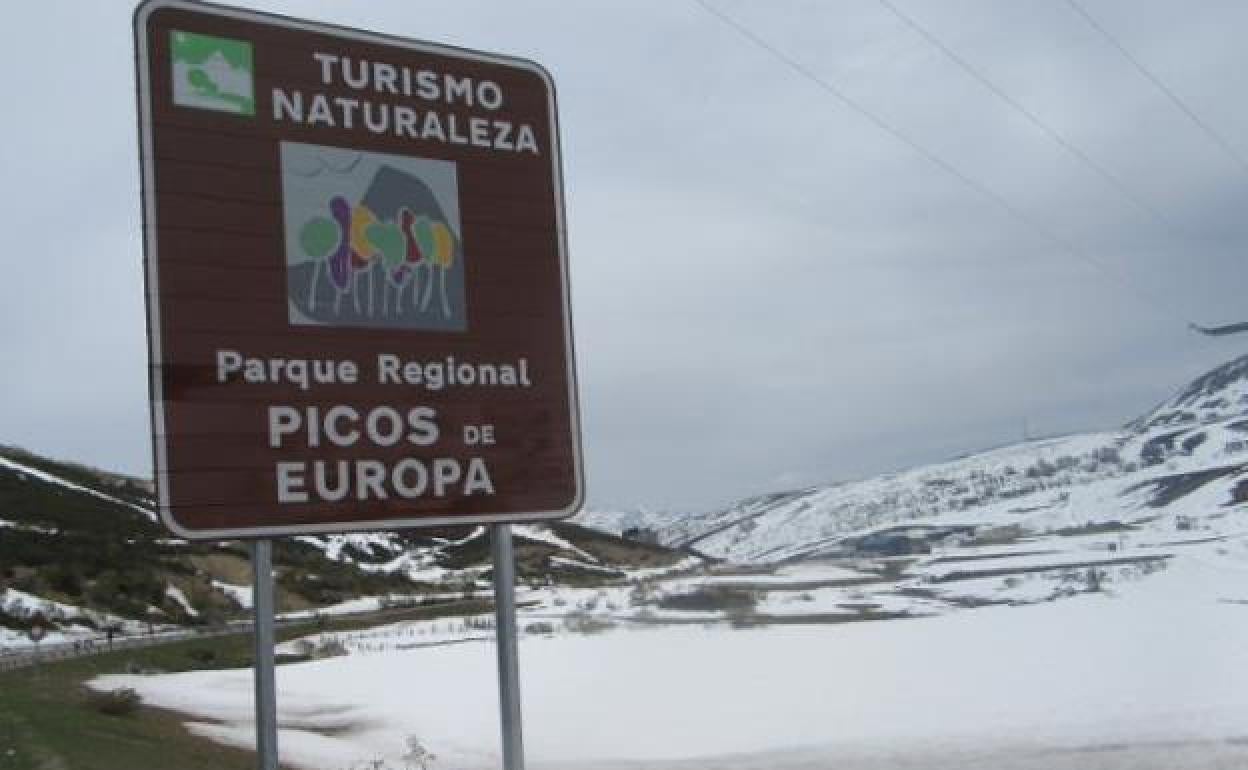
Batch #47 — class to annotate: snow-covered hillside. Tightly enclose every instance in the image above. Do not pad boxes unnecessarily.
[0,447,696,648]
[588,352,1248,564]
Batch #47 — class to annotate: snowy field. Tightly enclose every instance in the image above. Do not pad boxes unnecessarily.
[91,550,1248,770]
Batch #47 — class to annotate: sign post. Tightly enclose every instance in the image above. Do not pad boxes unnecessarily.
[251,540,278,770]
[134,2,583,768]
[491,525,525,770]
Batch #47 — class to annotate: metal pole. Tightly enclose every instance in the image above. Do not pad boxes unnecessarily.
[491,524,525,770]
[252,539,279,770]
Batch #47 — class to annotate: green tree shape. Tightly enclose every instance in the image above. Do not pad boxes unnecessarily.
[298,216,339,312]
[365,221,406,316]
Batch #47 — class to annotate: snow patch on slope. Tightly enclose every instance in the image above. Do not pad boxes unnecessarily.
[0,455,157,522]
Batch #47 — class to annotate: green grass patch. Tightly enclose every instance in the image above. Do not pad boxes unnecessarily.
[0,600,500,769]
[0,648,259,770]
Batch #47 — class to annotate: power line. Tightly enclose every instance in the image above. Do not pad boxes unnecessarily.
[875,0,1178,232]
[1063,0,1248,177]
[689,0,1199,329]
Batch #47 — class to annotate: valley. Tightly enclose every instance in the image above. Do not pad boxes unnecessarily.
[5,353,1248,768]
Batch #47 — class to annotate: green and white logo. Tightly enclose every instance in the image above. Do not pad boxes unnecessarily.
[170,30,254,116]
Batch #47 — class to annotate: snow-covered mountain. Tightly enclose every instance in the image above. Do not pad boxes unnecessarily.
[588,352,1248,564]
[573,506,685,537]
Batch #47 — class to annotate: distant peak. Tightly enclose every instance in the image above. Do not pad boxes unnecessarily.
[1131,352,1248,432]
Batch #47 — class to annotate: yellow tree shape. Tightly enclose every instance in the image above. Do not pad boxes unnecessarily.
[418,221,456,318]
[349,204,379,316]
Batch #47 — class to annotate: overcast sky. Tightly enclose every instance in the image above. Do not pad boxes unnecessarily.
[5,0,1248,513]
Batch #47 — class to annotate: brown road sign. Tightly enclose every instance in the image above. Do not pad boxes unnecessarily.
[134,0,582,539]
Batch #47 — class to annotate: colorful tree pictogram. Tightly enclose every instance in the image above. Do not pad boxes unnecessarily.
[366,220,406,316]
[397,207,426,311]
[429,220,456,319]
[328,196,353,313]
[348,204,380,316]
[296,196,458,321]
[297,214,340,313]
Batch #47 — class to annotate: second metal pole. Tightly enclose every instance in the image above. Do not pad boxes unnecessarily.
[491,524,526,770]
[252,539,279,770]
